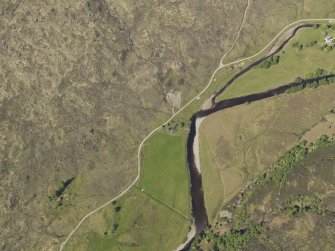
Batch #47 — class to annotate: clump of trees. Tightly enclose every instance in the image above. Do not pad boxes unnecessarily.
[221,225,262,251]
[268,135,334,187]
[306,81,319,88]
[310,134,334,150]
[281,194,327,216]
[270,140,309,187]
[292,42,304,51]
[320,44,335,52]
[162,119,186,133]
[314,68,326,77]
[48,177,75,208]
[317,23,335,32]
[286,69,335,93]
[292,40,318,50]
[240,135,334,196]
[260,55,280,69]
[310,23,335,51]
[190,224,262,251]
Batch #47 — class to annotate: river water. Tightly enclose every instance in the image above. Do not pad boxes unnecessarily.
[180,23,332,250]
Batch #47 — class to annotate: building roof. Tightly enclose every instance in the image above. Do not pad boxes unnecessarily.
[325,36,333,43]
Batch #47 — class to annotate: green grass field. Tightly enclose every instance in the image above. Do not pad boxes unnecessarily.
[66,233,120,251]
[64,189,190,251]
[86,233,120,251]
[140,131,190,215]
[218,26,335,101]
[114,190,190,251]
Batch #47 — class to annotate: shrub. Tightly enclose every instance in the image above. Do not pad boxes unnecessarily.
[292,42,300,47]
[314,68,325,77]
[306,81,319,88]
[286,84,303,93]
[313,24,320,29]
[305,40,317,48]
[260,60,271,69]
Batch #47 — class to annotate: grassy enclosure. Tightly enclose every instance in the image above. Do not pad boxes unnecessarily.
[140,131,191,216]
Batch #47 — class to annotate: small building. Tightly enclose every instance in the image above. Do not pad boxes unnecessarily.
[325,36,334,43]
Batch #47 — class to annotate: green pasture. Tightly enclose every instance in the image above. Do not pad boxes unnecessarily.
[218,26,335,100]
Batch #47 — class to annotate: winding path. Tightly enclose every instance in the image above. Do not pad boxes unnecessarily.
[59,12,335,251]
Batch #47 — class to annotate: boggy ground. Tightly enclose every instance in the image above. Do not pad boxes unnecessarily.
[0,0,247,250]
[200,84,335,221]
[241,144,335,251]
[192,135,335,250]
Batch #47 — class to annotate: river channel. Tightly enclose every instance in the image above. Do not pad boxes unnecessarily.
[181,23,332,250]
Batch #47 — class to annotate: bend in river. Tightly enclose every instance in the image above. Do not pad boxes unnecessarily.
[181,23,328,250]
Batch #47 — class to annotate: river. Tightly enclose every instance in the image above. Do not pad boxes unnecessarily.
[180,23,332,250]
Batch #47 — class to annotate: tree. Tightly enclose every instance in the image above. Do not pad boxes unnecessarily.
[112,223,119,231]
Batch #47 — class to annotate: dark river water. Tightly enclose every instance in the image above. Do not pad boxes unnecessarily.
[182,23,331,250]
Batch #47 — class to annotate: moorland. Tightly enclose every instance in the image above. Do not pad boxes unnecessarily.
[2,0,335,251]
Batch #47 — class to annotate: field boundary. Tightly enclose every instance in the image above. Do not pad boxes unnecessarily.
[138,187,191,220]
[59,12,335,251]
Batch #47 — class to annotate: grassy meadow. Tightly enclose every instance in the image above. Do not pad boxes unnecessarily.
[140,131,191,215]
[199,127,225,221]
[64,189,190,251]
[218,26,335,101]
